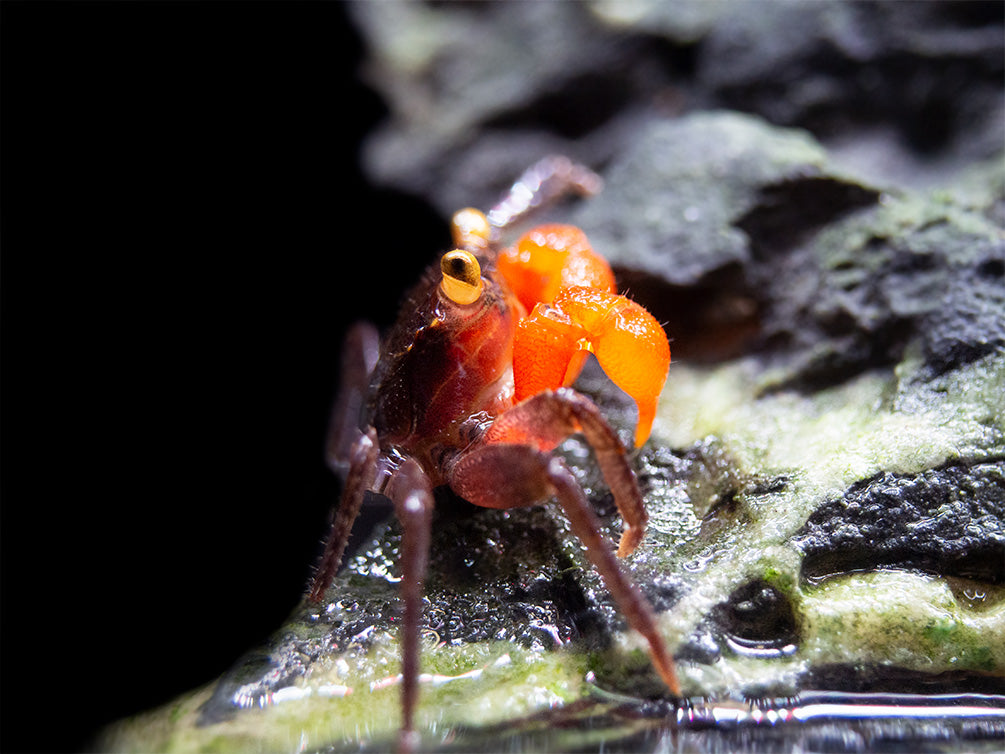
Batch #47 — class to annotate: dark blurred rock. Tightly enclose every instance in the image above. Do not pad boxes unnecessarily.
[353,0,1003,211]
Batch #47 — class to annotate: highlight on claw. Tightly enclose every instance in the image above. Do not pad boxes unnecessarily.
[497,223,616,313]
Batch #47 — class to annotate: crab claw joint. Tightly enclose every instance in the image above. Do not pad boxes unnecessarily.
[513,286,670,447]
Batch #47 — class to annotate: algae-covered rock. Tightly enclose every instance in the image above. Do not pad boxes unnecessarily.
[101,2,1005,752]
[567,112,1005,390]
[102,110,1005,753]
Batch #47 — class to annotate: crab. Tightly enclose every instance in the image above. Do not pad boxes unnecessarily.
[309,157,678,749]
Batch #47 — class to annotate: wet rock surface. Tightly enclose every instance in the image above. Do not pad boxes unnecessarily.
[796,463,1005,585]
[102,1,1004,752]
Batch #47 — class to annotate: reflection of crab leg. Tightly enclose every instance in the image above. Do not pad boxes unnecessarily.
[513,286,671,448]
[447,394,681,695]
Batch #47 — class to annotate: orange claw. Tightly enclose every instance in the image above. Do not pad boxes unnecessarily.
[498,224,616,313]
[513,286,670,448]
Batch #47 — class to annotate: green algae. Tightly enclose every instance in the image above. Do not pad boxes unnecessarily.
[101,346,1004,754]
[639,349,1005,695]
[799,571,1005,674]
[102,644,587,753]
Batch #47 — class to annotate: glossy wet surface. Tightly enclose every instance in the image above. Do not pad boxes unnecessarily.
[328,691,1005,753]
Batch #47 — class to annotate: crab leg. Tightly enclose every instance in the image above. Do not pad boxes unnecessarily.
[311,323,381,602]
[448,432,680,696]
[308,427,379,603]
[385,459,435,752]
[325,322,380,477]
[485,155,602,234]
[546,456,681,696]
[477,388,647,556]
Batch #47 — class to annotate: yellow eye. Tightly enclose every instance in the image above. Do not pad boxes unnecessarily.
[439,249,484,305]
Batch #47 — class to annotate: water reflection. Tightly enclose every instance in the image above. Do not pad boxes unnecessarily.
[431,691,1005,754]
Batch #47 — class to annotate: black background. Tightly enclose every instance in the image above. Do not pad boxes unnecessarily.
[1,3,445,751]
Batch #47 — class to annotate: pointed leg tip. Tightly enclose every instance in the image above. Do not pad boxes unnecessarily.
[306,585,324,604]
[616,525,644,557]
[397,729,420,754]
[657,662,683,698]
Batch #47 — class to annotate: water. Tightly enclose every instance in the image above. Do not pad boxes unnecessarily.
[424,691,1005,754]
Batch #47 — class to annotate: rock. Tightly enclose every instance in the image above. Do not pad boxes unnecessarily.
[567,111,1005,389]
[100,2,1005,751]
[353,0,1004,211]
[101,115,1005,749]
[795,463,1005,584]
